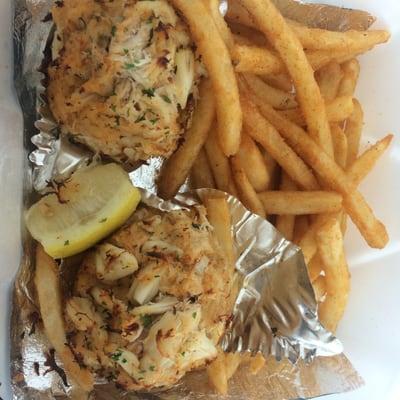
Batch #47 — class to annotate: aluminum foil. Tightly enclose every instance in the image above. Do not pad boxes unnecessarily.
[10,0,371,398]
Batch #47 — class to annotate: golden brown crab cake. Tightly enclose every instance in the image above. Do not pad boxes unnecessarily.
[48,0,204,163]
[64,205,235,391]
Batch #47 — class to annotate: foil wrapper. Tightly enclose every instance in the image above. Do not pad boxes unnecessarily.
[10,0,371,398]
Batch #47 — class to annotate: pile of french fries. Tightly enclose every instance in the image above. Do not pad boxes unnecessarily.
[160,0,392,343]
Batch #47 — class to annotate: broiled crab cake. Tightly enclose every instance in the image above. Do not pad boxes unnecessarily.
[47,0,205,163]
[64,205,235,390]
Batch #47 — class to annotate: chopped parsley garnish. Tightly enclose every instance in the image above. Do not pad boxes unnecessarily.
[123,48,129,55]
[111,350,122,362]
[124,62,137,70]
[135,113,146,123]
[161,94,172,104]
[181,351,186,357]
[192,223,201,229]
[142,88,156,98]
[140,314,153,328]
[64,240,69,246]
[150,117,159,125]
[122,358,127,364]
[149,365,155,371]
[154,274,160,278]
[192,312,197,319]
[110,104,116,112]
[111,26,116,37]
[99,218,107,223]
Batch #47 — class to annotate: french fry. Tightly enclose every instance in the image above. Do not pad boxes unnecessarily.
[231,155,266,217]
[233,44,283,75]
[238,0,334,157]
[158,79,215,198]
[202,0,235,52]
[225,353,242,380]
[262,149,280,190]
[234,43,366,76]
[275,173,297,240]
[35,246,94,392]
[203,196,235,269]
[258,191,343,215]
[230,23,267,47]
[191,148,216,189]
[240,94,319,191]
[345,99,364,167]
[338,59,360,97]
[248,353,266,375]
[251,97,388,249]
[316,218,350,332]
[170,0,242,156]
[331,123,348,169]
[205,125,238,196]
[261,73,293,92]
[207,352,228,395]
[225,0,253,27]
[242,74,297,110]
[278,95,354,126]
[307,252,324,282]
[238,133,271,192]
[289,22,390,52]
[347,134,393,185]
[315,61,343,101]
[312,275,327,303]
[297,223,318,264]
[293,215,309,245]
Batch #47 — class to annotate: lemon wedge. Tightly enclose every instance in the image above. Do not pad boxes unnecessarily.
[26,163,141,259]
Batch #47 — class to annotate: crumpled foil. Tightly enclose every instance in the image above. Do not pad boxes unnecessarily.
[10,0,371,398]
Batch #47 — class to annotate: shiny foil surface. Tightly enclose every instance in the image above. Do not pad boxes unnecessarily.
[11,0,370,398]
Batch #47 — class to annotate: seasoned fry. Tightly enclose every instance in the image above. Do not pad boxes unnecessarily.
[191,148,216,189]
[237,133,271,192]
[348,134,393,185]
[225,353,242,380]
[248,353,266,375]
[345,99,364,167]
[233,44,283,75]
[262,149,280,190]
[238,0,334,157]
[230,23,267,47]
[275,173,296,240]
[338,59,360,97]
[35,246,94,392]
[307,252,324,282]
[312,275,327,303]
[225,0,253,27]
[242,74,297,110]
[316,218,350,332]
[170,0,242,156]
[289,22,390,52]
[240,94,319,191]
[315,61,343,101]
[253,99,388,248]
[259,191,343,215]
[203,196,235,268]
[158,79,215,198]
[261,73,293,92]
[234,43,365,76]
[278,96,354,126]
[297,223,318,264]
[293,215,310,245]
[205,125,238,196]
[202,0,235,52]
[207,352,228,395]
[331,123,348,169]
[231,155,266,217]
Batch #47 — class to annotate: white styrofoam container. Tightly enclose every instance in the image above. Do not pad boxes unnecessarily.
[0,1,399,399]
